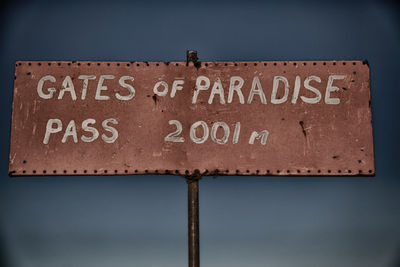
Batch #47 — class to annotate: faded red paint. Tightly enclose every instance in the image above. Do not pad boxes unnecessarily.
[9,60,374,176]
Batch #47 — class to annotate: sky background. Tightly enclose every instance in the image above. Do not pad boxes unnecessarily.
[1,0,400,266]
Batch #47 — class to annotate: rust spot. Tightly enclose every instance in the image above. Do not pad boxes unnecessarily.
[299,121,306,137]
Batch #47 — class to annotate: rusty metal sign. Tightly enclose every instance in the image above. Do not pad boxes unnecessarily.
[9,60,374,176]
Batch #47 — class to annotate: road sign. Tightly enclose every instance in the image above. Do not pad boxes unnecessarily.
[9,60,374,176]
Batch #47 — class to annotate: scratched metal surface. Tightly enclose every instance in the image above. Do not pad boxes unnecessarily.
[9,60,374,176]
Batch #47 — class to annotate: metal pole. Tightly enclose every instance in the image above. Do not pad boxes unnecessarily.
[186,50,200,267]
[187,178,200,267]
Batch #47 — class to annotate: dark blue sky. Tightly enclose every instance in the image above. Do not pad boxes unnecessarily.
[1,0,399,266]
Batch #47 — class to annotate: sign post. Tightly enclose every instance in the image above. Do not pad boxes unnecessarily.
[186,50,201,267]
[186,171,200,267]
[9,51,374,267]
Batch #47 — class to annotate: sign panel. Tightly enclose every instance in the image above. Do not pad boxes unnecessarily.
[9,60,374,176]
